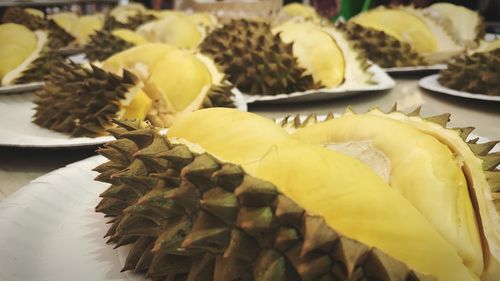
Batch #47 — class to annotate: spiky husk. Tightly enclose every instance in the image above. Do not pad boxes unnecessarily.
[438,48,500,96]
[94,121,435,281]
[202,83,236,109]
[103,13,156,31]
[84,29,134,62]
[2,8,74,49]
[13,49,63,84]
[2,7,46,30]
[33,61,139,137]
[340,22,427,68]
[200,19,320,96]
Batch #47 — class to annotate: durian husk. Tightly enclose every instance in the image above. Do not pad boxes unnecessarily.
[94,117,445,281]
[438,48,500,96]
[339,21,428,68]
[280,106,500,281]
[84,29,136,62]
[103,13,156,31]
[2,7,46,31]
[200,19,320,95]
[33,61,141,137]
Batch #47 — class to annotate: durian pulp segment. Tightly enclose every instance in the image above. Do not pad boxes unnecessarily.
[24,8,44,18]
[350,8,437,53]
[187,13,219,33]
[292,114,484,275]
[274,22,345,88]
[142,50,212,126]
[194,52,225,85]
[427,3,482,45]
[111,29,148,45]
[48,12,78,34]
[280,3,320,21]
[101,43,177,79]
[167,108,476,281]
[0,23,37,81]
[321,26,373,87]
[117,84,151,121]
[110,3,146,23]
[369,109,500,281]
[70,15,104,45]
[136,15,203,49]
[1,30,47,86]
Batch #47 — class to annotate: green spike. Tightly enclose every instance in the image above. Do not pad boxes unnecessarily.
[424,113,451,127]
[212,164,244,191]
[301,215,339,257]
[467,140,499,156]
[166,179,201,214]
[95,198,128,217]
[97,147,129,166]
[116,213,160,237]
[100,184,139,202]
[253,249,288,281]
[122,236,156,272]
[152,217,192,253]
[274,227,300,251]
[114,235,137,249]
[200,187,238,224]
[151,168,181,187]
[107,127,128,138]
[223,229,259,261]
[455,126,475,141]
[235,175,278,206]
[237,207,274,244]
[113,119,143,131]
[120,128,154,148]
[157,144,194,167]
[181,154,220,191]
[134,240,155,272]
[146,253,191,279]
[481,152,500,171]
[485,171,500,192]
[182,211,230,253]
[134,133,171,160]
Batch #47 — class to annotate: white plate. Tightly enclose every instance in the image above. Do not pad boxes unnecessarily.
[0,91,247,148]
[419,74,500,102]
[384,64,446,73]
[0,132,497,281]
[241,64,395,104]
[0,82,44,95]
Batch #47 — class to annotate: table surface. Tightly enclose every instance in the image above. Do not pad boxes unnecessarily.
[1,76,499,200]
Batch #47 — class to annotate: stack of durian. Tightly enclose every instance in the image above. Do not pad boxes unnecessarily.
[342,3,487,68]
[93,106,500,281]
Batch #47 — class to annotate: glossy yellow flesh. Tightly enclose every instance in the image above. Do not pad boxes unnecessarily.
[112,29,148,45]
[0,23,37,80]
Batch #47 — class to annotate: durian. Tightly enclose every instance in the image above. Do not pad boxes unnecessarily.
[200,19,319,95]
[438,48,500,96]
[67,14,104,45]
[84,29,147,62]
[275,3,322,24]
[94,108,479,281]
[281,106,500,280]
[34,44,236,136]
[33,61,150,137]
[103,12,156,32]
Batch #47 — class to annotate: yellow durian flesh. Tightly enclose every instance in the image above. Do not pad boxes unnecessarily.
[71,15,104,45]
[273,21,345,88]
[25,8,44,18]
[281,3,320,21]
[144,50,212,126]
[101,43,177,79]
[136,15,202,49]
[292,113,484,276]
[369,109,500,281]
[49,12,78,33]
[110,3,146,23]
[118,86,152,121]
[0,23,38,80]
[111,29,148,45]
[350,7,437,53]
[168,108,476,281]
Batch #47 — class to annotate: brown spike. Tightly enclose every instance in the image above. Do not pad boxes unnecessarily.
[122,236,156,272]
[253,249,288,281]
[274,227,300,251]
[408,107,421,117]
[106,138,138,160]
[235,175,278,206]
[213,255,253,281]
[481,152,500,171]
[286,244,332,281]
[486,171,500,192]
[186,253,215,281]
[293,114,302,129]
[237,207,275,240]
[134,133,171,160]
[324,112,335,121]
[166,179,201,214]
[113,119,143,131]
[301,215,339,256]
[152,217,192,253]
[468,140,499,156]
[274,195,304,226]
[134,240,155,272]
[107,127,128,138]
[424,113,451,127]
[455,127,475,141]
[223,229,259,261]
[330,237,370,278]
[200,187,238,224]
[279,115,291,127]
[120,128,154,148]
[157,144,194,167]
[181,154,220,191]
[302,114,317,127]
[97,147,128,166]
[388,103,398,113]
[182,211,230,253]
[362,248,411,281]
[212,164,244,191]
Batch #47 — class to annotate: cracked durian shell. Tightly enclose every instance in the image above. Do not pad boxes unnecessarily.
[282,106,500,281]
[426,3,485,48]
[94,109,473,281]
[84,29,147,62]
[110,3,147,23]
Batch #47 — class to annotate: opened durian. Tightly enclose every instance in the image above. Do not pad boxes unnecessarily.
[275,3,322,24]
[438,48,500,96]
[280,106,499,281]
[109,2,147,24]
[94,108,486,281]
[347,6,464,66]
[84,28,148,62]
[103,12,156,31]
[0,23,58,85]
[33,44,235,136]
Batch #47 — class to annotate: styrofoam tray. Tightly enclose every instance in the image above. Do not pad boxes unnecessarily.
[384,64,446,73]
[0,91,247,148]
[419,74,500,102]
[0,82,44,95]
[241,64,395,104]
